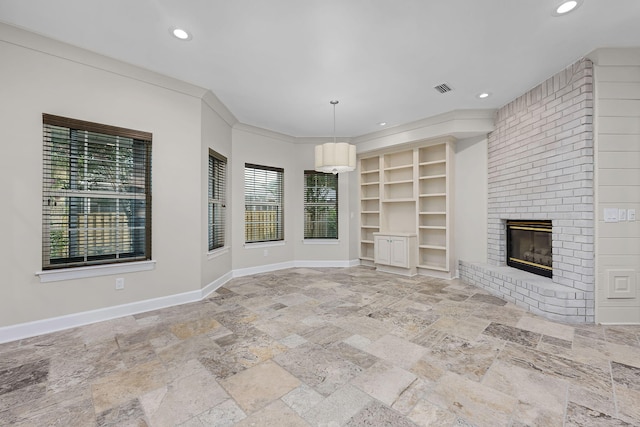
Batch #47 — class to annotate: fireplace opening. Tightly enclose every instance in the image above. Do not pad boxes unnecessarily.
[506,220,552,278]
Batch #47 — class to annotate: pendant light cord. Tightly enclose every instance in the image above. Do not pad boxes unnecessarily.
[331,100,338,144]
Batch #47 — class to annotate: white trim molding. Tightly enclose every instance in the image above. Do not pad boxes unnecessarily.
[302,239,341,245]
[36,260,156,283]
[0,285,201,344]
[207,246,230,260]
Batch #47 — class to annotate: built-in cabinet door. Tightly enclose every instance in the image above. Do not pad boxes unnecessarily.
[375,235,409,268]
[389,238,408,267]
[374,235,391,265]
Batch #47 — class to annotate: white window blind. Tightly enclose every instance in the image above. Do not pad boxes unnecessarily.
[244,164,284,243]
[42,114,152,269]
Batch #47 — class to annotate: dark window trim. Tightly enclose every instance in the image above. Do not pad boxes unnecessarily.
[303,170,339,240]
[244,163,284,243]
[208,149,227,251]
[42,114,152,270]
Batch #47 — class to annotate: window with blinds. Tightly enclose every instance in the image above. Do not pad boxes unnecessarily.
[208,150,227,251]
[244,164,284,243]
[304,171,338,239]
[42,114,152,269]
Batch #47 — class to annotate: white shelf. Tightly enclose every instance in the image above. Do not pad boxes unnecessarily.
[419,244,446,250]
[419,226,446,230]
[383,198,415,203]
[419,174,446,180]
[419,211,446,215]
[361,181,380,186]
[361,211,380,214]
[361,225,380,229]
[361,197,380,201]
[418,264,448,271]
[361,169,380,175]
[419,193,446,198]
[361,240,374,244]
[383,164,413,171]
[419,160,446,166]
[384,179,414,185]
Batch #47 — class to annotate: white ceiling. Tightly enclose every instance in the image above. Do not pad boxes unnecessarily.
[1,0,639,137]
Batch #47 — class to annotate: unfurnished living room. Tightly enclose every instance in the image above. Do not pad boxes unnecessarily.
[1,1,640,426]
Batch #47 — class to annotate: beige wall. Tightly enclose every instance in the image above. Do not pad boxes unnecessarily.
[230,127,354,271]
[0,24,231,328]
[200,94,234,288]
[592,48,640,323]
[454,136,488,267]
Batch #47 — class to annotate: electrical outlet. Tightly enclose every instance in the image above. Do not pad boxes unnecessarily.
[629,209,636,221]
[263,249,268,257]
[115,278,125,290]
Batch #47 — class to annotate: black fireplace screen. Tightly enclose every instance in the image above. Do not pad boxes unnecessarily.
[506,220,552,278]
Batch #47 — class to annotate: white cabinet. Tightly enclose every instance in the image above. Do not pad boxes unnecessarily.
[374,233,417,276]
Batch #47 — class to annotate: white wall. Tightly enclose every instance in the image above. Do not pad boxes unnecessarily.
[454,136,488,266]
[0,23,230,329]
[592,48,640,324]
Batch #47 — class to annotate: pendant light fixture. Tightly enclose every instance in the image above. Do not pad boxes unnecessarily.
[315,100,356,174]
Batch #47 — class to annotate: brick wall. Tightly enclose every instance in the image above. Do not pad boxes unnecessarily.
[460,58,595,322]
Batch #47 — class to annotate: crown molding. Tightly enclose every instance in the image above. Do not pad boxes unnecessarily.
[201,90,238,128]
[352,109,496,154]
[0,21,209,99]
[293,136,354,145]
[587,47,640,66]
[232,122,296,143]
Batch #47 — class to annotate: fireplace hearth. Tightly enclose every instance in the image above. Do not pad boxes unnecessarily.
[506,220,552,278]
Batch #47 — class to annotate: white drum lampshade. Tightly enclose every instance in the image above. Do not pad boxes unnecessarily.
[315,142,356,174]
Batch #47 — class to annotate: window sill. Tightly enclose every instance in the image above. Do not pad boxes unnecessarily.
[244,241,286,249]
[303,239,340,245]
[36,260,156,283]
[207,246,230,260]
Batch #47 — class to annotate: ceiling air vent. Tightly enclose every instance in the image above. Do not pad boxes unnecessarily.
[434,83,452,94]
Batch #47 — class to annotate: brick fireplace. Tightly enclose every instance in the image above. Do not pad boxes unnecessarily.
[459,58,595,323]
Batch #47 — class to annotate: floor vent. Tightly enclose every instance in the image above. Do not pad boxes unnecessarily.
[434,83,452,93]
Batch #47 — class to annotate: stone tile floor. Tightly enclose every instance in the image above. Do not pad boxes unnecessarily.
[1,267,639,426]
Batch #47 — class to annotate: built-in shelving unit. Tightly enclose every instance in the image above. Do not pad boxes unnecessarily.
[417,143,452,273]
[359,138,454,277]
[359,156,381,264]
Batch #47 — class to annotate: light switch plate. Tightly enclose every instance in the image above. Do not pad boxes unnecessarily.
[628,209,636,221]
[619,209,627,221]
[604,208,618,223]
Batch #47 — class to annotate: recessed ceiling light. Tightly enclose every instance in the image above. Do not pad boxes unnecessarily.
[170,27,192,41]
[477,92,490,99]
[554,0,582,15]
[379,122,387,126]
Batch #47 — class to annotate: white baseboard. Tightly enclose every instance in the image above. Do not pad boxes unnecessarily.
[0,260,360,344]
[0,289,202,344]
[201,271,234,299]
[294,259,361,268]
[232,261,297,278]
